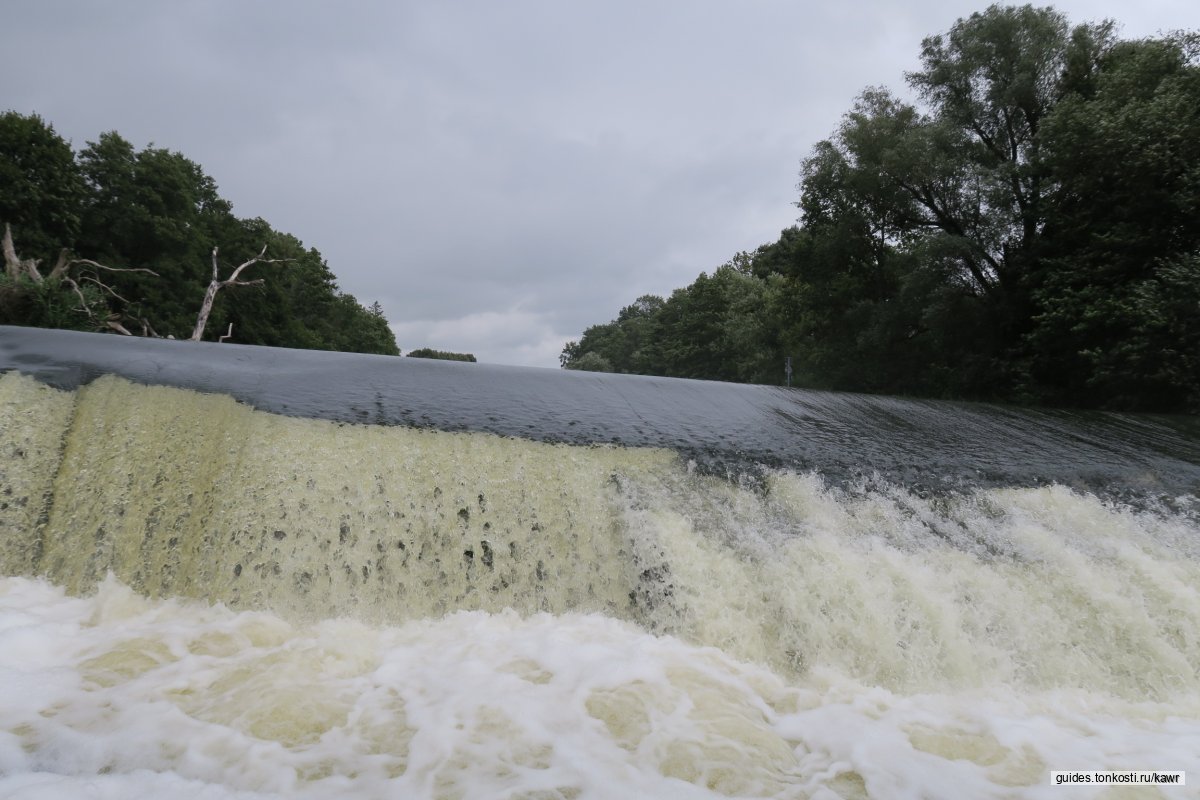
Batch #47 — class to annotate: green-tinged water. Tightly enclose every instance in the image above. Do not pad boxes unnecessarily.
[1,371,1198,798]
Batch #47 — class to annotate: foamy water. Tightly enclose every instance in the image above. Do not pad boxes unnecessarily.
[2,577,1197,800]
[2,373,1199,798]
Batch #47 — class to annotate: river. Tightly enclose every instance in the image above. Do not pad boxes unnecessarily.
[1,327,1197,799]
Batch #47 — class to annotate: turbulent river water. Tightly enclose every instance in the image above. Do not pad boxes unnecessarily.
[1,327,1198,799]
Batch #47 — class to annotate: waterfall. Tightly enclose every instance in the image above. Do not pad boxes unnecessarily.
[1,328,1198,799]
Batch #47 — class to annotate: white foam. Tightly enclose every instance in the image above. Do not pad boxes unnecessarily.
[2,576,1198,799]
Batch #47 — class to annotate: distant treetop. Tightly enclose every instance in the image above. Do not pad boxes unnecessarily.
[406,348,476,362]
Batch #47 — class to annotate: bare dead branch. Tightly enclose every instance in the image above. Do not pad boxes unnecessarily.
[68,258,158,277]
[79,274,133,305]
[225,244,269,284]
[191,244,289,341]
[60,276,93,317]
[47,249,71,281]
[60,267,141,335]
[218,323,234,343]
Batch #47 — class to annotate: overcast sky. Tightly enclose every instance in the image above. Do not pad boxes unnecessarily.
[4,1,1197,367]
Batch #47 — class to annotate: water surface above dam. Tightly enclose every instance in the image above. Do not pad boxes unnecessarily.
[2,325,1197,497]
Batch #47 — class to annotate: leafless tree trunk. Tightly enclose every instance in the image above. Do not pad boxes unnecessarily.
[190,245,287,342]
[3,224,43,281]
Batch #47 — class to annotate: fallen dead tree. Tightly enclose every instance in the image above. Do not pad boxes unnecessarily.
[3,225,286,342]
[2,223,158,335]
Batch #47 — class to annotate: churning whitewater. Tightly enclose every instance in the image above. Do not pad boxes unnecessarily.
[1,371,1198,799]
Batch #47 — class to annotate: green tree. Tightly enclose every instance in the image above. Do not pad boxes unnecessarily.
[653,266,771,382]
[560,294,665,374]
[791,4,1118,400]
[1027,34,1200,409]
[217,227,399,355]
[562,265,776,383]
[75,132,234,336]
[0,112,86,264]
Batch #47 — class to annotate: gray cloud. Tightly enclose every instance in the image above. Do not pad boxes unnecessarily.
[4,0,1197,365]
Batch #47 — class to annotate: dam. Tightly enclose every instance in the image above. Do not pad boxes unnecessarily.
[1,326,1198,799]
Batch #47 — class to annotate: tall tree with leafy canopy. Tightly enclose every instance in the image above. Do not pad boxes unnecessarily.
[561,294,664,373]
[1028,33,1200,409]
[793,3,1117,399]
[0,112,86,265]
[904,6,1114,295]
[74,132,237,336]
[562,264,775,383]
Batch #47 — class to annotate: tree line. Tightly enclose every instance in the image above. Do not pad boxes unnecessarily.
[562,5,1200,414]
[0,113,399,355]
[406,348,477,362]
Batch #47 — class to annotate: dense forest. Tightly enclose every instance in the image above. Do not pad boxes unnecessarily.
[562,5,1200,414]
[0,113,399,355]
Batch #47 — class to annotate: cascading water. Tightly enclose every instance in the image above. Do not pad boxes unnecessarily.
[1,327,1198,799]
